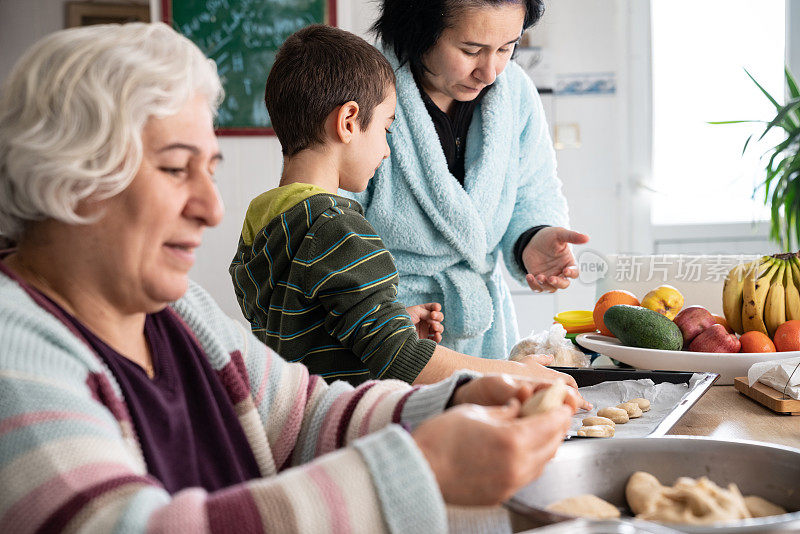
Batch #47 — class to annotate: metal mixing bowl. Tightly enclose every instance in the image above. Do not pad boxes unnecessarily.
[507,436,800,533]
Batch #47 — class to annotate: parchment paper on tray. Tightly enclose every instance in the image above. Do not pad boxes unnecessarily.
[569,375,705,438]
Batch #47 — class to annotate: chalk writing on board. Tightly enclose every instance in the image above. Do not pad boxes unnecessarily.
[168,0,331,132]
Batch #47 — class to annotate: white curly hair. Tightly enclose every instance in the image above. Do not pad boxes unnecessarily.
[0,22,223,240]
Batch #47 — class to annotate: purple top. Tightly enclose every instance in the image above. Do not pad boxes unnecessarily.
[38,291,263,494]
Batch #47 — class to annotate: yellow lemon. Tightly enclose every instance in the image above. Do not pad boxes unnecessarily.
[641,285,684,320]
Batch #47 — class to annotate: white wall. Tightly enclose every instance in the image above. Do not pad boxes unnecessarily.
[1,0,623,339]
[507,0,628,336]
[1,0,76,79]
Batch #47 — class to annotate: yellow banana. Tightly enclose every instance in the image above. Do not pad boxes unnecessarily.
[785,258,800,321]
[722,261,755,334]
[764,260,786,337]
[741,257,781,335]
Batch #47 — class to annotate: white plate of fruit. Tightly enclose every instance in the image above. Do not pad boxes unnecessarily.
[580,257,800,385]
[575,333,798,385]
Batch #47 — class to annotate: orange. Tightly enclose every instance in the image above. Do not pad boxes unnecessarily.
[593,290,640,337]
[738,331,775,353]
[773,320,800,352]
[712,314,734,334]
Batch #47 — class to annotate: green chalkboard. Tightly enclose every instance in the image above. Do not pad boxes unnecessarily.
[163,0,336,135]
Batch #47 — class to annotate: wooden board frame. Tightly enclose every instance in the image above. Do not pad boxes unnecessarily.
[66,2,150,28]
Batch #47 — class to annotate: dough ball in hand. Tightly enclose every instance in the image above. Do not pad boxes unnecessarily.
[520,380,569,417]
[546,494,621,519]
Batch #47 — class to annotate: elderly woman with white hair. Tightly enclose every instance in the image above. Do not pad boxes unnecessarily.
[0,22,579,533]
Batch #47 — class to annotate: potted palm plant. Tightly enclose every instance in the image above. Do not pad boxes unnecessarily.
[712,68,800,249]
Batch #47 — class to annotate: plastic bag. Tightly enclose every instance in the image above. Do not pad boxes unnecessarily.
[509,323,590,368]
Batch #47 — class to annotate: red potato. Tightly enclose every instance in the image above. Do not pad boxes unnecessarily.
[673,306,717,345]
[688,323,741,353]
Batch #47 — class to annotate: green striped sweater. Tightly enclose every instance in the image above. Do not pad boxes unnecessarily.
[230,185,436,385]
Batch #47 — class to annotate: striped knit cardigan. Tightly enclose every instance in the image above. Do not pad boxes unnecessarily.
[0,268,467,533]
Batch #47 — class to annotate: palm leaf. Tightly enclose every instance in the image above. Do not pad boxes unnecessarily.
[771,183,783,246]
[766,127,800,156]
[787,67,800,99]
[757,98,800,139]
[745,68,781,109]
[784,183,798,248]
[718,68,800,250]
[789,182,800,248]
[742,134,753,156]
[707,120,763,124]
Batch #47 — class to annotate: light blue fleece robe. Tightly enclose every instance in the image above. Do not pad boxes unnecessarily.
[344,53,569,359]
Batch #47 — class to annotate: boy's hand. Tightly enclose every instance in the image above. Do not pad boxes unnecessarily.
[406,303,444,343]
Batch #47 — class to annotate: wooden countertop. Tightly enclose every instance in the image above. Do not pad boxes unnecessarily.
[668,385,800,449]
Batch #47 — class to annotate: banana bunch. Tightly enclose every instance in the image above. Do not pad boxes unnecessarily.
[722,253,800,336]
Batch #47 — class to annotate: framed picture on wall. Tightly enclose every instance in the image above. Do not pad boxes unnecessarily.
[66,2,150,28]
[163,0,337,135]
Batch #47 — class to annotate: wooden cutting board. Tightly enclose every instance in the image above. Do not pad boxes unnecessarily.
[733,377,800,415]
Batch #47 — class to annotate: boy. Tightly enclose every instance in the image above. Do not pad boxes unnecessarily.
[230,25,576,388]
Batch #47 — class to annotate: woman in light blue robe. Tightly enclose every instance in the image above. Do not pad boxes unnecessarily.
[347,0,590,359]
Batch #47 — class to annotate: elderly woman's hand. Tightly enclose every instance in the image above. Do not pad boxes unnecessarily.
[512,359,593,410]
[412,401,572,505]
[522,227,589,293]
[450,374,586,412]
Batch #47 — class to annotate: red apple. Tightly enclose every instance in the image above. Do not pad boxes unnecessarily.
[712,314,734,334]
[688,324,741,353]
[673,305,717,345]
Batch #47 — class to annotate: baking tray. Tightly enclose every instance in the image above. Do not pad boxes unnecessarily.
[552,367,719,438]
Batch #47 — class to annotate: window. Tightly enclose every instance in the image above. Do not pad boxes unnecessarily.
[650,0,786,225]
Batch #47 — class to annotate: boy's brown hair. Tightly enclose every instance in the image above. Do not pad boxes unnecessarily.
[265,24,396,156]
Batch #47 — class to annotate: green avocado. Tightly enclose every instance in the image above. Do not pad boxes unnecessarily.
[603,304,683,351]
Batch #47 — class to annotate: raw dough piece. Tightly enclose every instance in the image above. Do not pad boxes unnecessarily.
[520,380,568,417]
[617,402,643,418]
[582,416,615,428]
[546,494,621,519]
[629,474,752,525]
[744,495,787,518]
[577,425,614,438]
[626,471,664,515]
[629,397,651,411]
[597,406,629,424]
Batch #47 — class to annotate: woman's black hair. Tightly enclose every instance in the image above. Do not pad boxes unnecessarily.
[372,0,544,73]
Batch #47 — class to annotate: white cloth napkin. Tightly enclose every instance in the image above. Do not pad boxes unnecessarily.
[747,357,800,399]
